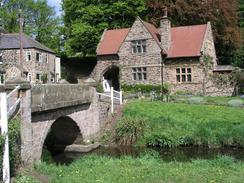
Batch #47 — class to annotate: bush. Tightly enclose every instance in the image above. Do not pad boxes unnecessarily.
[188,97,205,104]
[96,83,104,93]
[0,117,21,178]
[115,116,146,145]
[122,84,162,94]
[228,99,243,107]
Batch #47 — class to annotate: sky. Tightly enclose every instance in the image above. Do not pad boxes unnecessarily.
[47,0,62,16]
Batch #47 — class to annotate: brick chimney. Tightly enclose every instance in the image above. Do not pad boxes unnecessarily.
[160,7,171,52]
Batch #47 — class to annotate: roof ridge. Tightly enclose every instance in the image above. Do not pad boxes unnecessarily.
[171,24,207,29]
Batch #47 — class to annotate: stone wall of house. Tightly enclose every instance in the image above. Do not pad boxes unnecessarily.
[163,58,204,94]
[0,48,56,84]
[201,22,217,66]
[92,55,120,82]
[119,18,162,85]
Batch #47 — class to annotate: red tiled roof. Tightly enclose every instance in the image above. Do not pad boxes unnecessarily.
[167,24,207,58]
[142,21,160,43]
[96,28,130,55]
[97,20,207,58]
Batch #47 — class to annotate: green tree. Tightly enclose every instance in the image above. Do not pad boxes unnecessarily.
[0,0,61,52]
[146,0,241,65]
[62,0,147,57]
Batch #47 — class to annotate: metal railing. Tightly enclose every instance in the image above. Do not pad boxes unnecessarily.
[0,85,21,183]
[97,87,123,113]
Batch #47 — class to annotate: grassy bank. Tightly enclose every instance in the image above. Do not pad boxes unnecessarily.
[122,101,244,147]
[17,155,244,183]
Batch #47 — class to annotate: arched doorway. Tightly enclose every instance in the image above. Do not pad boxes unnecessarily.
[103,66,120,91]
[43,116,83,161]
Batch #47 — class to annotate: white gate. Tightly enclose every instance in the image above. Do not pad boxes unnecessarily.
[97,87,123,113]
[0,85,21,183]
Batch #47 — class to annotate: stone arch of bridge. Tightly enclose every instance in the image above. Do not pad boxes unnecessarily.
[42,116,84,156]
[102,65,120,91]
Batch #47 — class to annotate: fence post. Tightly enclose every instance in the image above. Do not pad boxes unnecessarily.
[0,92,10,183]
[119,91,123,105]
[111,87,114,114]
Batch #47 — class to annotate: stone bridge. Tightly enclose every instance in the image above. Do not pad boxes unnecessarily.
[2,81,110,164]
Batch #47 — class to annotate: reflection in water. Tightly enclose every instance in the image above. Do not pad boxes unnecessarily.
[52,146,244,165]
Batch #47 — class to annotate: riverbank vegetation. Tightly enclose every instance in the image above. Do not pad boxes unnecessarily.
[121,100,244,148]
[0,117,21,179]
[16,154,244,183]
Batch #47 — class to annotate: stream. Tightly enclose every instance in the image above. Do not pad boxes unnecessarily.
[52,146,244,164]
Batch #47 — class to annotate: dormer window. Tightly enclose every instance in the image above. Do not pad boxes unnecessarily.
[131,40,147,54]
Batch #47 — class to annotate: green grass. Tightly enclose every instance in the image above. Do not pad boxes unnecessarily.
[123,100,244,147]
[170,95,244,106]
[30,155,244,183]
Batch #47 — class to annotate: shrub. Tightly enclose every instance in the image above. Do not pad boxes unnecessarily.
[188,97,205,104]
[96,83,104,93]
[145,133,175,148]
[121,84,162,94]
[115,116,146,145]
[228,99,243,107]
[0,117,21,178]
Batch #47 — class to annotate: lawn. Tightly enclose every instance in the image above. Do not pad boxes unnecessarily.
[17,155,244,183]
[15,101,244,183]
[122,100,244,147]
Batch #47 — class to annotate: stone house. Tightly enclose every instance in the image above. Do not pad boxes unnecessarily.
[93,14,234,96]
[0,33,61,84]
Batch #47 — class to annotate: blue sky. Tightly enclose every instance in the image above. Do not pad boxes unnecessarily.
[47,0,62,16]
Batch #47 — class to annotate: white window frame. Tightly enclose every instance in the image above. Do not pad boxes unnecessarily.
[36,73,41,81]
[0,73,5,84]
[132,67,147,81]
[25,51,32,62]
[36,52,42,62]
[131,40,147,54]
[176,67,192,83]
[0,53,3,65]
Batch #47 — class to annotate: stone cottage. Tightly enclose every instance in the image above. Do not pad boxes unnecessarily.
[93,13,234,96]
[0,33,61,84]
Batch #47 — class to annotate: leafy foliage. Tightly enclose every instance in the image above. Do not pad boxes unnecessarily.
[0,117,21,178]
[30,154,244,183]
[123,101,244,147]
[122,84,171,95]
[146,0,241,65]
[115,116,146,145]
[62,0,147,56]
[0,0,62,53]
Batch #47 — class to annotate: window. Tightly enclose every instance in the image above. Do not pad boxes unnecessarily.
[0,73,5,84]
[24,72,32,82]
[36,53,42,62]
[132,67,147,81]
[45,54,48,63]
[36,73,41,81]
[131,40,147,54]
[25,51,31,62]
[176,67,192,83]
[0,53,2,64]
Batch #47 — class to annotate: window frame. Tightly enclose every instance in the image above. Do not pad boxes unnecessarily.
[176,67,192,83]
[25,51,32,62]
[131,40,147,54]
[0,73,5,84]
[132,67,147,81]
[36,52,42,62]
[0,53,3,65]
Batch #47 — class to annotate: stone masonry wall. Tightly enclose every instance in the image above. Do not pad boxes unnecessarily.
[30,87,101,162]
[0,48,56,84]
[164,58,204,94]
[94,18,163,86]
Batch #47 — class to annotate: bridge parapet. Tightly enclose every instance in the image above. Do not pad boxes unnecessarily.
[32,84,92,112]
